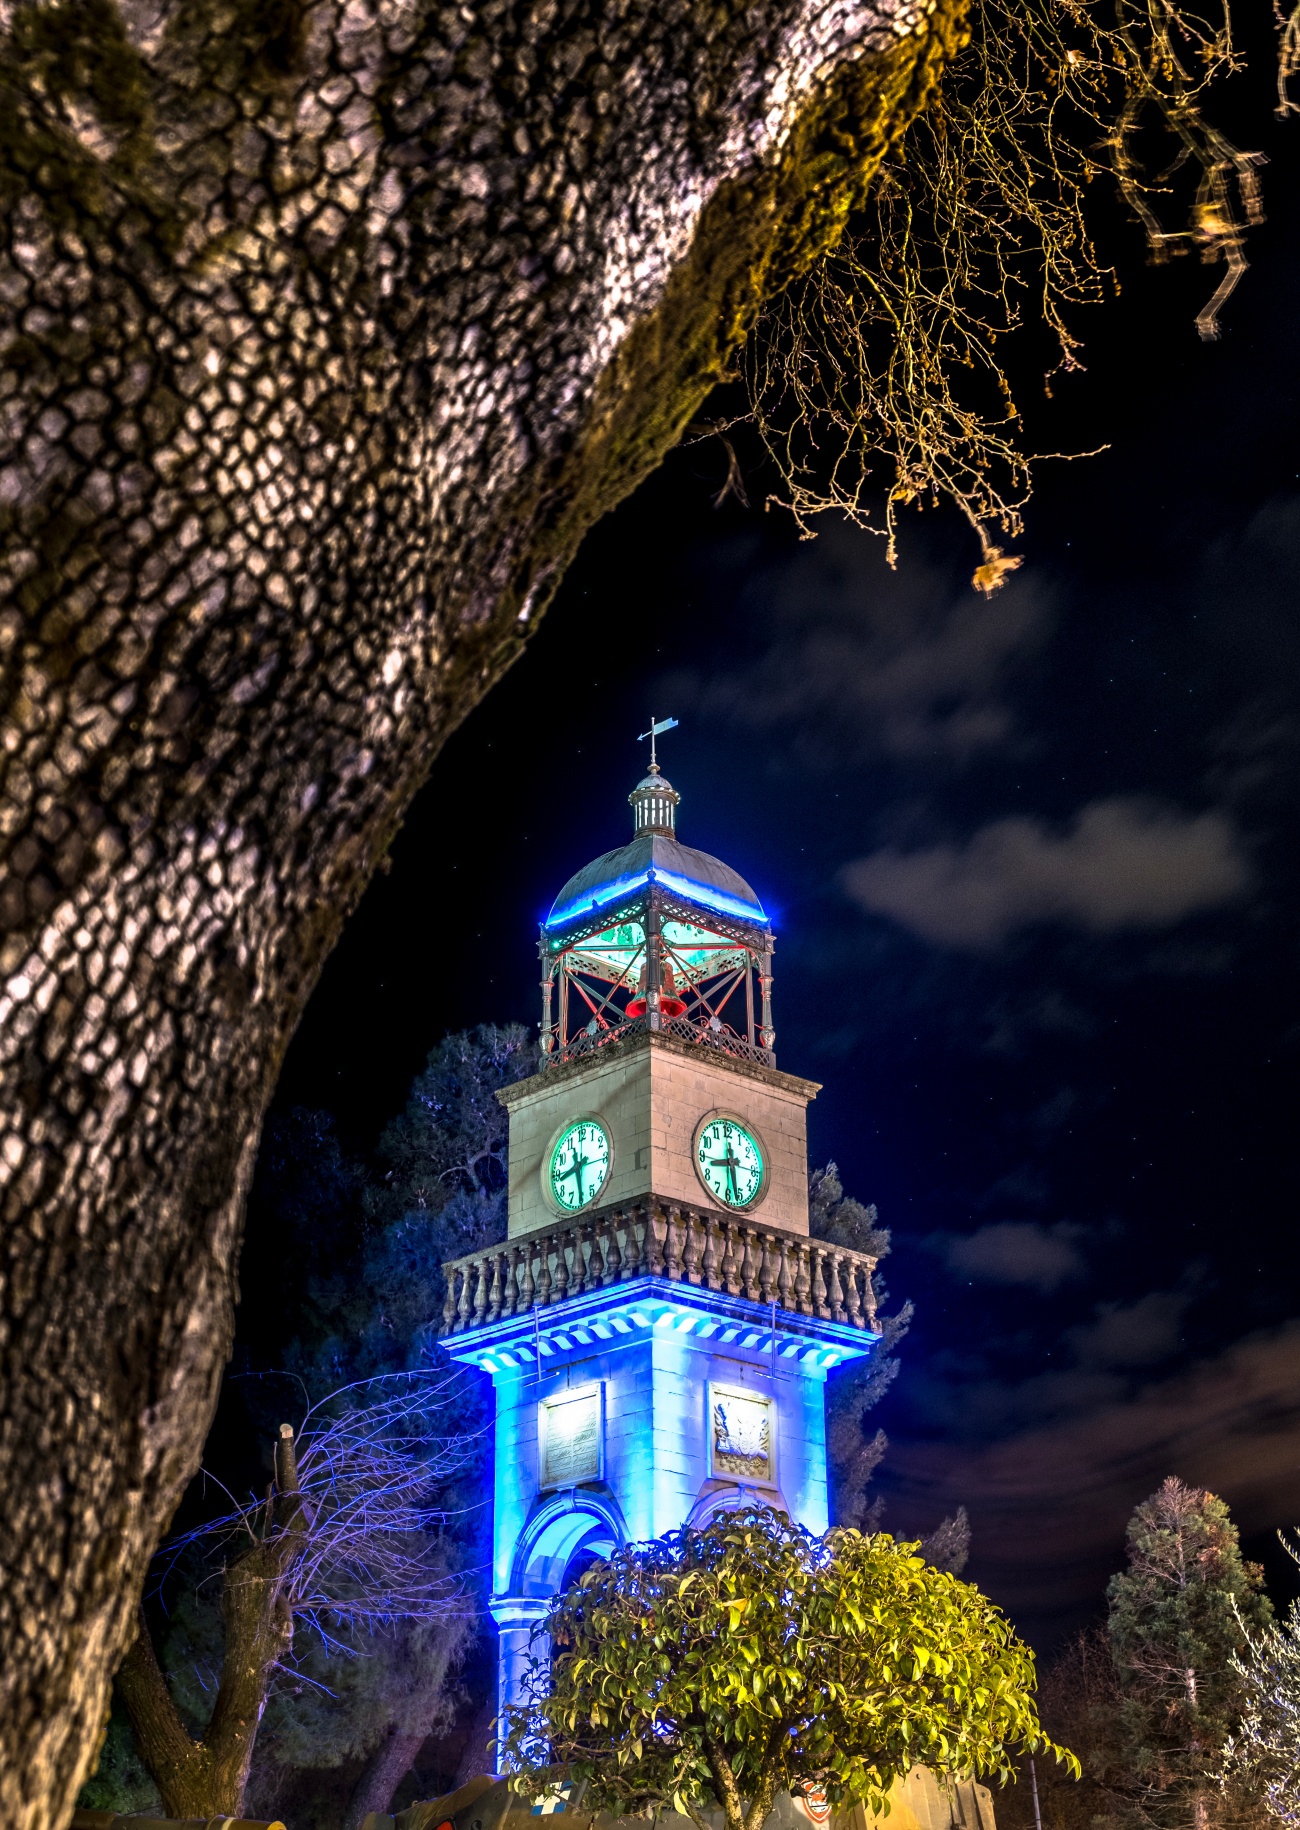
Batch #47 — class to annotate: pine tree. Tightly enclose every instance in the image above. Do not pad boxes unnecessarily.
[809,1164,912,1532]
[1105,1478,1272,1830]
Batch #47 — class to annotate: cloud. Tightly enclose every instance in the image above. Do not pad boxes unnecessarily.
[931,1221,1087,1292]
[878,1323,1300,1646]
[1066,1288,1191,1369]
[671,525,1052,761]
[842,797,1251,948]
[896,1285,1196,1439]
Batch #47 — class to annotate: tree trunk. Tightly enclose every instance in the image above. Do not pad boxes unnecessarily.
[451,1685,500,1789]
[0,2,964,1823]
[115,1447,300,1819]
[342,1638,460,1830]
[1186,1664,1208,1830]
[342,1724,431,1830]
[113,1607,216,1820]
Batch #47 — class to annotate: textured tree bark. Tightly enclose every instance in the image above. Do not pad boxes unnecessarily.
[0,0,965,1823]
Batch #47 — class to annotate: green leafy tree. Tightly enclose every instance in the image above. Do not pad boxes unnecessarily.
[500,1504,1075,1830]
[1104,1479,1272,1830]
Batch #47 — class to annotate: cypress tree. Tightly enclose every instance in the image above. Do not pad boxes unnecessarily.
[1105,1478,1272,1830]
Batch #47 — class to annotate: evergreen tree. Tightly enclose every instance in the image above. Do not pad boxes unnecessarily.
[371,1023,535,1237]
[809,1165,915,1535]
[1105,1478,1272,1830]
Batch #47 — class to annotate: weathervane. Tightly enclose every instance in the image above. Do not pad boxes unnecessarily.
[638,714,678,772]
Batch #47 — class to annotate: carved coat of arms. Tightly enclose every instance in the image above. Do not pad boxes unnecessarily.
[712,1392,773,1481]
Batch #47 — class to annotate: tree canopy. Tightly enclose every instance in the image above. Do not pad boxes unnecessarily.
[500,1504,1075,1830]
[1106,1478,1272,1830]
[1006,1479,1274,1830]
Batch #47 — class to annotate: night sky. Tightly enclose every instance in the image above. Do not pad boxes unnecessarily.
[260,51,1300,1656]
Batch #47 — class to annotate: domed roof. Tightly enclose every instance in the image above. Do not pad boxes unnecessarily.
[546,831,767,930]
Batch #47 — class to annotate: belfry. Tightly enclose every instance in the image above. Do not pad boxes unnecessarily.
[439,729,884,1733]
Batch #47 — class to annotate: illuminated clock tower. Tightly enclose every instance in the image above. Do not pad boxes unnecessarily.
[439,728,883,1738]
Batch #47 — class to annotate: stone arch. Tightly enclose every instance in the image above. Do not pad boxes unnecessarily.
[510,1489,628,1599]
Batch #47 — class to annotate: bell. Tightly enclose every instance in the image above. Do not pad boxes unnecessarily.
[626,960,687,1021]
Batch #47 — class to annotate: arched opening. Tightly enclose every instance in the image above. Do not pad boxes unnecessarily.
[496,1494,628,1720]
[512,1492,627,1599]
[558,1530,617,1595]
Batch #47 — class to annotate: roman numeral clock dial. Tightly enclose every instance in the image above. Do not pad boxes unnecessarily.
[694,1116,766,1210]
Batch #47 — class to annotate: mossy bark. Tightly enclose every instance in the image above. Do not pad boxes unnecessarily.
[0,1,966,1824]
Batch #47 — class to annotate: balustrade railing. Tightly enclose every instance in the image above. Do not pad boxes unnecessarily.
[440,1205,878,1336]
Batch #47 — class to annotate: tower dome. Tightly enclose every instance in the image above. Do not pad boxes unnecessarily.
[539,748,774,1068]
[546,771,766,932]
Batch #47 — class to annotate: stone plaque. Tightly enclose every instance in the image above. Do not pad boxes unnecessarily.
[708,1383,776,1487]
[539,1383,604,1489]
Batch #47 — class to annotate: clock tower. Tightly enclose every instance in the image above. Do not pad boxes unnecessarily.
[439,736,884,1742]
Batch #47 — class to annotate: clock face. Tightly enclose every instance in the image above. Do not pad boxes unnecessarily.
[548,1118,612,1213]
[695,1117,765,1209]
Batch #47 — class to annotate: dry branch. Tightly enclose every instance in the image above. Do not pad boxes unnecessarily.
[116,1370,479,1819]
[747,0,1268,581]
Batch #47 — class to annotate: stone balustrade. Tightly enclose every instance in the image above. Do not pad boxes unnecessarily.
[440,1203,878,1336]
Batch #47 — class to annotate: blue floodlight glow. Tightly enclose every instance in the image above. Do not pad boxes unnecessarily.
[653,867,767,924]
[546,865,766,932]
[460,1277,876,1725]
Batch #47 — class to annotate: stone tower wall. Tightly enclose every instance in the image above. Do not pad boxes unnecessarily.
[500,1031,819,1238]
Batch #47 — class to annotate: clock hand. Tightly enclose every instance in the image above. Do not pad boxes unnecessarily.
[706,1146,743,1201]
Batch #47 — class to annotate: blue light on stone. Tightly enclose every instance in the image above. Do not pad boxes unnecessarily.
[443,1274,879,1738]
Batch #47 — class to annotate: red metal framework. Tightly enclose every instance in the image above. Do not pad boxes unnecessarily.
[539,886,774,1069]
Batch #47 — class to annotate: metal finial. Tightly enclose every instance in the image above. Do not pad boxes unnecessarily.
[638,714,678,772]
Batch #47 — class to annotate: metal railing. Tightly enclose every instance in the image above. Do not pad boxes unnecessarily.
[548,1013,773,1070]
